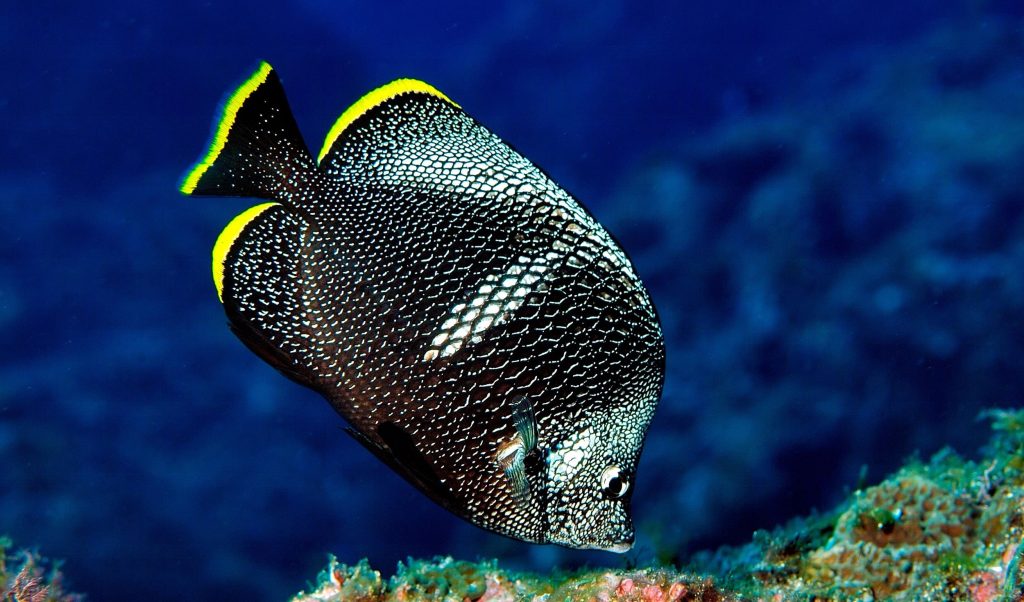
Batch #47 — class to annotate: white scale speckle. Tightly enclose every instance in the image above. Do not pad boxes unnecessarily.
[546,427,594,483]
[422,253,556,361]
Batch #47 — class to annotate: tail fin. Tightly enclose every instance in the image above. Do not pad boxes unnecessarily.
[180,62,314,199]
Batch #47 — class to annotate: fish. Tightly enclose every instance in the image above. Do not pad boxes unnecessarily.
[180,61,665,552]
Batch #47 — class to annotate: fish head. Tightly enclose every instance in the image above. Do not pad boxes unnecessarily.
[541,403,651,552]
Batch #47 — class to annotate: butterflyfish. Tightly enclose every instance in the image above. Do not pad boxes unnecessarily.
[180,62,665,551]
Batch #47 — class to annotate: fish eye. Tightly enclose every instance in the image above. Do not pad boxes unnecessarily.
[600,465,630,499]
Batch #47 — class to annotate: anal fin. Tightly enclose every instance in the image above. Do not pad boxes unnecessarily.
[345,423,460,513]
[377,422,460,510]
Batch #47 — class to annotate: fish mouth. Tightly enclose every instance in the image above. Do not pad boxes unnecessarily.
[587,536,633,553]
[602,541,633,553]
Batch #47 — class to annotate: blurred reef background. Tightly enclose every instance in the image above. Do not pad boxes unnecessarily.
[3,1,1024,600]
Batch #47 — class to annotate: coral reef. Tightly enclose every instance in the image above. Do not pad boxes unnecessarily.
[0,537,82,602]
[694,408,1024,600]
[291,555,724,602]
[294,409,1024,601]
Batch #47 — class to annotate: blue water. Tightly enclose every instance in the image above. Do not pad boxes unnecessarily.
[3,1,1024,600]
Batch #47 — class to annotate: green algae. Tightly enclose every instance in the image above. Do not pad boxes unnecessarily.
[389,557,494,601]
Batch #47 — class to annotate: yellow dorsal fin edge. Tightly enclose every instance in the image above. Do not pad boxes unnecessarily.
[317,79,458,164]
[180,61,275,195]
[212,202,279,302]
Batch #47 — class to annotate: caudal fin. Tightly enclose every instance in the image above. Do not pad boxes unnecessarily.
[180,62,313,198]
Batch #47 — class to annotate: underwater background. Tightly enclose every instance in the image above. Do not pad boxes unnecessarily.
[4,1,1024,600]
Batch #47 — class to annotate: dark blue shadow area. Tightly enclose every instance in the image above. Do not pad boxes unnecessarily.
[2,1,1024,600]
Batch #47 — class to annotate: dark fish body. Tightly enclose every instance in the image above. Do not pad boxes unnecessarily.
[181,62,665,551]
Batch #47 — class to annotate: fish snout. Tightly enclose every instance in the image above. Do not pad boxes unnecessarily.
[583,523,634,553]
[601,536,634,554]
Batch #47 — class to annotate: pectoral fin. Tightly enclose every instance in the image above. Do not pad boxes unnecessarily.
[512,395,537,453]
[496,396,538,506]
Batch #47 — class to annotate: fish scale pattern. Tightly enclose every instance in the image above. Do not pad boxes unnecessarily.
[217,78,664,549]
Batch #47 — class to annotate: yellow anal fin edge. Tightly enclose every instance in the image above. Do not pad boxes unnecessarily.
[317,79,459,164]
[180,61,274,195]
[212,202,280,301]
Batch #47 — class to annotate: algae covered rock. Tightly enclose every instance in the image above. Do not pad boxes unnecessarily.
[295,409,1024,601]
[0,537,82,602]
[291,557,383,602]
[291,555,728,602]
[696,408,1024,601]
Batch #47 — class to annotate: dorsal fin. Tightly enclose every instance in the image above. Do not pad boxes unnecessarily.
[181,62,314,199]
[313,76,563,222]
[317,79,458,166]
